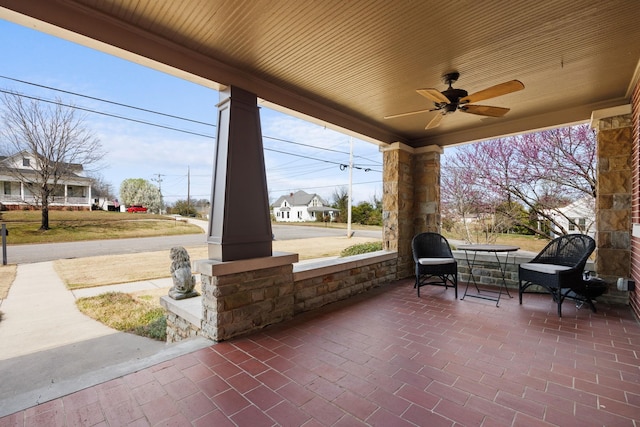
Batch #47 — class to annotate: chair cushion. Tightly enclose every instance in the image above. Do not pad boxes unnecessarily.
[419,257,455,265]
[520,263,572,274]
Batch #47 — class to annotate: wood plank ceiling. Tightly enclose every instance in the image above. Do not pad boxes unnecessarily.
[1,0,639,148]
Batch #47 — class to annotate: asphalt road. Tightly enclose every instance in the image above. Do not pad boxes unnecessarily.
[4,224,382,264]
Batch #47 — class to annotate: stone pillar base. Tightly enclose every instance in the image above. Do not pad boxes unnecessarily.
[195,252,298,342]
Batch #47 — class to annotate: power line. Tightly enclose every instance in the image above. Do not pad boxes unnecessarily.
[269,180,381,194]
[0,80,383,179]
[2,75,382,165]
[0,89,215,139]
[0,74,215,127]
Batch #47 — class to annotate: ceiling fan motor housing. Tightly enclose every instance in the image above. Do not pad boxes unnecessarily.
[441,88,468,111]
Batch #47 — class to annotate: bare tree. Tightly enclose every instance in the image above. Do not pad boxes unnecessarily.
[0,93,104,230]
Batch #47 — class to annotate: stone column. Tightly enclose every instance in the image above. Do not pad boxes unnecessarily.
[381,143,442,279]
[592,107,632,304]
[413,146,443,232]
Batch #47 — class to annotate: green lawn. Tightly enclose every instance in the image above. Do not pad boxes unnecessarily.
[0,210,203,244]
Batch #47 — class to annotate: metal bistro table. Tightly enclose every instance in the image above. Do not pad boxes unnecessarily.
[458,244,519,307]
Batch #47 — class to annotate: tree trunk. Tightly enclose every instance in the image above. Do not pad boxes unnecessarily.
[40,205,49,230]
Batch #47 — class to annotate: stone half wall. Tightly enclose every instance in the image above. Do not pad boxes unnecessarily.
[162,251,398,343]
[451,250,595,297]
[293,251,397,314]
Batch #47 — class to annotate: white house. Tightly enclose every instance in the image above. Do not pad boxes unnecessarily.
[272,190,339,222]
[549,196,596,237]
[0,151,94,210]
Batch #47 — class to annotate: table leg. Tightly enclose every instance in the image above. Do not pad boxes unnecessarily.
[461,250,513,307]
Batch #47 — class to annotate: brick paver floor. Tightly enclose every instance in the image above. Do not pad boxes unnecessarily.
[2,279,640,426]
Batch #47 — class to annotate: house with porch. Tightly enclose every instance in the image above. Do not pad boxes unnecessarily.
[2,2,640,425]
[271,190,338,222]
[0,151,93,210]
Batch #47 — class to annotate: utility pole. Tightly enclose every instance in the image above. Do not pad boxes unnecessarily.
[151,173,164,213]
[187,166,191,213]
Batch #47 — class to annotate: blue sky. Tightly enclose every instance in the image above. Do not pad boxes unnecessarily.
[0,18,383,205]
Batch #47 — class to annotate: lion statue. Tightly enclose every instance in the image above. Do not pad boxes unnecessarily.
[168,246,199,300]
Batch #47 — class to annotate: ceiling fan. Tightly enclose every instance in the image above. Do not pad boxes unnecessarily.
[384,72,524,129]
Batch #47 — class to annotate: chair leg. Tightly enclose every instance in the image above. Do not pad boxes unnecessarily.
[556,288,562,317]
[518,280,523,305]
[453,274,458,299]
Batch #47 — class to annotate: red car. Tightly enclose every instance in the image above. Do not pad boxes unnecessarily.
[126,205,148,213]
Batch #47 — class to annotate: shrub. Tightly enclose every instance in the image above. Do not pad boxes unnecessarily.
[340,241,383,257]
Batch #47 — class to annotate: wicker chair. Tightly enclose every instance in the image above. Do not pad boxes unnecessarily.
[519,234,595,317]
[411,232,458,298]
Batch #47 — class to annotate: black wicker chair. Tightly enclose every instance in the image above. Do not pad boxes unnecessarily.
[411,232,458,298]
[519,234,595,317]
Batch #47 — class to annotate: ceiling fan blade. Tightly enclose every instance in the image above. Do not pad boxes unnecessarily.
[459,80,524,104]
[384,108,435,119]
[425,113,444,129]
[416,88,450,104]
[461,104,510,117]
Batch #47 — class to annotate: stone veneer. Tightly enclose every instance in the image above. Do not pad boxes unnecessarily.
[162,251,398,342]
[382,143,442,280]
[452,250,594,298]
[593,109,633,305]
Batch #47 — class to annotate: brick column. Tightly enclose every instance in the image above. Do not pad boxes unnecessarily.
[381,143,442,279]
[592,107,632,305]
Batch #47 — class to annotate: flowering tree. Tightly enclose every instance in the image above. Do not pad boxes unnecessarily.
[442,124,596,240]
[119,178,162,213]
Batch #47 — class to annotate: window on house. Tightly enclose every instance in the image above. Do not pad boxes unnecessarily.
[3,182,10,195]
[22,158,30,167]
[569,218,586,231]
[298,211,302,219]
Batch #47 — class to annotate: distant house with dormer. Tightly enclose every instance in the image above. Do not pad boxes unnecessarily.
[0,151,94,211]
[271,190,339,222]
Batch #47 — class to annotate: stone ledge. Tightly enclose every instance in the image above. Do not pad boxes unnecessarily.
[452,250,536,266]
[194,251,299,277]
[293,250,397,281]
[160,295,202,328]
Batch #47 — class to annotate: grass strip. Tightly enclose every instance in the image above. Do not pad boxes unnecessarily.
[76,292,166,341]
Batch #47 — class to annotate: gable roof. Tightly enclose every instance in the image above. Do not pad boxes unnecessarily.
[272,190,328,208]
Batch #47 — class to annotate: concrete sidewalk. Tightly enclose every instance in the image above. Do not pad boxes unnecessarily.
[0,261,212,417]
